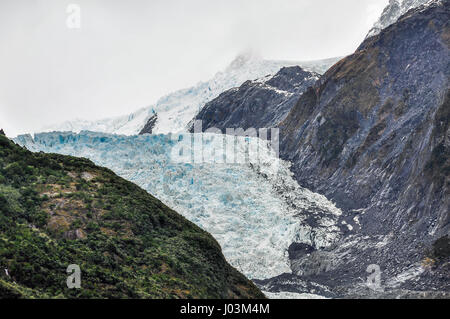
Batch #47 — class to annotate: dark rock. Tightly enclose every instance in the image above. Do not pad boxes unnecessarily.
[189,66,319,132]
[139,113,158,135]
[0,129,5,136]
[276,0,450,294]
[288,243,315,260]
[63,228,86,240]
[433,235,450,259]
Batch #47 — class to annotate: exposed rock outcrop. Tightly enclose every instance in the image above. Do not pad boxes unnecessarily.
[274,0,449,296]
[139,113,158,135]
[190,66,319,132]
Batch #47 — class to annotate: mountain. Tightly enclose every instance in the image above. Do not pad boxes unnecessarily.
[40,54,340,136]
[189,66,319,132]
[14,131,343,284]
[366,0,432,38]
[274,0,449,296]
[9,1,448,299]
[0,133,264,298]
[171,0,449,297]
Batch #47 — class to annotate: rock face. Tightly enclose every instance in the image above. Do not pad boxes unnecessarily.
[190,66,319,132]
[275,0,449,295]
[281,0,449,237]
[139,113,158,135]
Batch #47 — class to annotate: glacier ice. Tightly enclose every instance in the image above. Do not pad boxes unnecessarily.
[14,131,342,280]
[39,54,340,137]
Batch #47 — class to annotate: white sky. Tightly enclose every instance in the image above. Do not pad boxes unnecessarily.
[0,0,388,137]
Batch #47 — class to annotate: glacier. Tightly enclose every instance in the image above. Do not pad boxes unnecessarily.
[14,131,342,280]
[39,54,340,137]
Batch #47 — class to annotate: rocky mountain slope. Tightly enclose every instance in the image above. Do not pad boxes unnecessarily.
[39,55,340,137]
[0,133,264,298]
[190,66,319,132]
[274,0,449,296]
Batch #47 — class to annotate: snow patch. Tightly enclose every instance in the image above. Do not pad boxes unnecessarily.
[263,291,328,299]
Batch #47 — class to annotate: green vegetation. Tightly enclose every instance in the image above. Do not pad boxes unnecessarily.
[0,134,264,299]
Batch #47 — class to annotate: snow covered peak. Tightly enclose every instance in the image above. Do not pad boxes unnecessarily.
[39,55,340,137]
[366,0,434,38]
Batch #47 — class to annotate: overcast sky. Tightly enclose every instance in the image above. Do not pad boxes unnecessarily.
[0,0,388,136]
